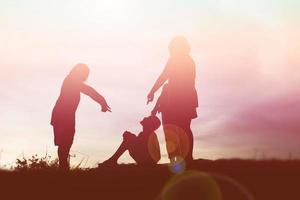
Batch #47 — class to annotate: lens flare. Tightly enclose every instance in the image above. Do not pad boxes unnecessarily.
[211,173,255,200]
[163,124,190,160]
[147,132,161,163]
[168,156,186,174]
[160,171,222,200]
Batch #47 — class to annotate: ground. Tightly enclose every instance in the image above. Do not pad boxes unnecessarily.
[0,159,299,200]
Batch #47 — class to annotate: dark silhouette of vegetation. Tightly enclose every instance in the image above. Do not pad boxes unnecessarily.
[1,159,299,200]
[15,154,59,171]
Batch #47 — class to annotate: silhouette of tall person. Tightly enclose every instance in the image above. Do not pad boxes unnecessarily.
[51,64,111,170]
[147,36,198,163]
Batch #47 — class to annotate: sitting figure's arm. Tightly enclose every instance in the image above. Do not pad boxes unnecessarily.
[149,132,161,163]
[102,131,136,166]
[151,99,160,116]
[122,131,137,147]
[80,83,111,112]
[151,83,168,116]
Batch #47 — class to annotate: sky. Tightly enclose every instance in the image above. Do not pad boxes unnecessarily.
[0,0,300,168]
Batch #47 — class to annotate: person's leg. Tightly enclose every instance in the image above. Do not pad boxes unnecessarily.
[162,114,180,163]
[162,113,194,162]
[105,142,129,163]
[103,132,136,164]
[183,119,194,161]
[58,144,72,170]
[54,126,72,170]
[127,142,158,166]
[170,116,193,162]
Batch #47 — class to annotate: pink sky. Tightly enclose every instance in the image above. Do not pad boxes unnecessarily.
[0,0,300,168]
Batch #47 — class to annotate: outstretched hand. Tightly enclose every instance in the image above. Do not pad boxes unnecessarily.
[101,104,111,112]
[147,92,154,104]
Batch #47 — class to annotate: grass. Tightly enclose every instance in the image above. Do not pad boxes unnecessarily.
[0,158,299,200]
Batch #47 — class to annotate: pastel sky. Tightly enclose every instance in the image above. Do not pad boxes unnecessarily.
[1,0,300,168]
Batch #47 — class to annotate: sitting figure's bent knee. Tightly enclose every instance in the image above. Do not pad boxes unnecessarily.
[123,131,137,144]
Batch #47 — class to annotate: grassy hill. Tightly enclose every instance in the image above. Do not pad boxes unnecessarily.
[0,159,299,200]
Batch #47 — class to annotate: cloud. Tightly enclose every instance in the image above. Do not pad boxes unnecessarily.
[196,91,300,158]
[223,91,300,135]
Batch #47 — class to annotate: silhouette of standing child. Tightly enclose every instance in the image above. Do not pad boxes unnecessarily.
[51,63,111,170]
[103,116,161,166]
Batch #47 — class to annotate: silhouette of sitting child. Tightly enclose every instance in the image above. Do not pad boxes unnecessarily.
[103,116,161,166]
